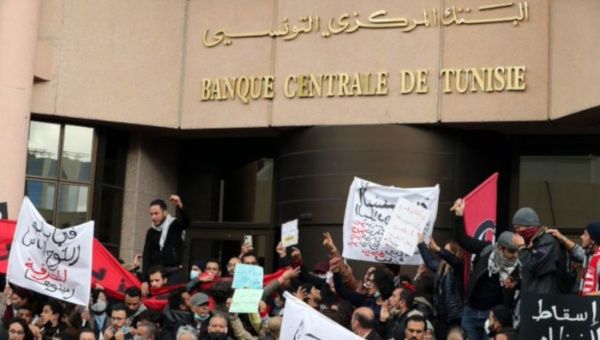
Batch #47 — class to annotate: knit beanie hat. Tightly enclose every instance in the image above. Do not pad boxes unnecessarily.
[492,305,513,327]
[586,222,600,244]
[512,207,540,226]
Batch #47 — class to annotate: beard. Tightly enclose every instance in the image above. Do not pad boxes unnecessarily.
[207,333,228,340]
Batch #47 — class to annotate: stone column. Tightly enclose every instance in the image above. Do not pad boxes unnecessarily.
[0,0,41,218]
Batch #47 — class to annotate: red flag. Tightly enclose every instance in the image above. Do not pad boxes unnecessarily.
[0,220,16,273]
[91,238,142,299]
[463,173,498,289]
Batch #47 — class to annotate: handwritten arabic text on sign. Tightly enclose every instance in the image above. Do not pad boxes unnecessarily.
[7,197,94,306]
[229,288,263,314]
[383,197,431,255]
[232,264,264,289]
[342,177,439,265]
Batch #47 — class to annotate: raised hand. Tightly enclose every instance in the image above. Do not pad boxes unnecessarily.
[322,232,337,253]
[276,242,286,258]
[169,194,183,209]
[450,198,465,216]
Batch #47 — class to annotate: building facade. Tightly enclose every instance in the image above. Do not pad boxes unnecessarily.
[1,0,599,270]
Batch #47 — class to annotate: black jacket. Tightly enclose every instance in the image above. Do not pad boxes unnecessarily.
[418,242,464,321]
[518,232,562,294]
[142,209,190,276]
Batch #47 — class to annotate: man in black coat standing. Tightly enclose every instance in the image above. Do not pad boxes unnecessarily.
[141,194,190,295]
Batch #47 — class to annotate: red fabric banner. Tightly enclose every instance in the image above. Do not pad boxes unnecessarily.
[0,220,17,274]
[1,220,289,311]
[91,238,142,299]
[462,173,498,289]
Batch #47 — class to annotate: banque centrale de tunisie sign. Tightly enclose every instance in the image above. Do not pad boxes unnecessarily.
[199,2,530,104]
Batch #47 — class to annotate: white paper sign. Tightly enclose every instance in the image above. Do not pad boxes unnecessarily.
[7,197,94,306]
[342,177,439,265]
[383,197,431,255]
[281,291,362,340]
[281,219,299,247]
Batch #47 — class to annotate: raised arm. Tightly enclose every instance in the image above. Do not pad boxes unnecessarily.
[451,198,490,254]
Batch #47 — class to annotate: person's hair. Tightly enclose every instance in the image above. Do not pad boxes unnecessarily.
[405,314,427,330]
[439,240,464,277]
[176,325,198,340]
[210,281,233,304]
[91,288,105,303]
[125,286,142,298]
[51,334,70,340]
[11,286,31,302]
[79,329,95,339]
[8,318,34,340]
[44,299,64,318]
[399,274,412,284]
[264,316,282,338]
[241,252,258,263]
[400,288,414,309]
[110,303,127,315]
[136,309,164,328]
[202,259,220,271]
[209,314,228,327]
[168,288,187,310]
[17,304,33,313]
[148,265,166,278]
[149,199,167,210]
[138,321,158,337]
[373,268,395,300]
[353,310,375,330]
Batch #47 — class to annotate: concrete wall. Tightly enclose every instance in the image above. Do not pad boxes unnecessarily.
[120,134,179,263]
[29,0,600,129]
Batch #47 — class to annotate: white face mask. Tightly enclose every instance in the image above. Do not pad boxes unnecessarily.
[484,319,493,335]
[190,270,200,280]
[91,300,107,314]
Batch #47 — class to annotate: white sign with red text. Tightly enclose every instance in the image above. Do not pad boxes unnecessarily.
[7,197,94,306]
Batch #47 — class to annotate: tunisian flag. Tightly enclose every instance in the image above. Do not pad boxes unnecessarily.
[463,173,498,287]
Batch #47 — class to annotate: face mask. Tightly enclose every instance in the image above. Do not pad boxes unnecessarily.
[516,227,540,244]
[207,333,228,340]
[195,314,210,322]
[91,300,107,314]
[373,291,381,298]
[190,270,200,280]
[484,319,494,336]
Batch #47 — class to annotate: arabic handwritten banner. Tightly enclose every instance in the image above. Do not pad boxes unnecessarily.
[342,177,439,265]
[520,293,600,340]
[281,219,299,247]
[229,288,263,313]
[281,291,362,340]
[232,264,264,289]
[203,3,530,48]
[7,197,94,306]
[383,197,431,255]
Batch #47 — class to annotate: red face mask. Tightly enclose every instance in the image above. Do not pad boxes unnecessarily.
[516,227,540,244]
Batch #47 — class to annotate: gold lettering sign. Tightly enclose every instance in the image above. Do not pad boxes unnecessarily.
[199,66,527,104]
[203,2,529,47]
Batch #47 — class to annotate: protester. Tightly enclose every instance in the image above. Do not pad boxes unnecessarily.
[175,325,198,340]
[125,287,147,326]
[548,222,600,295]
[142,195,190,295]
[135,321,158,340]
[103,303,133,340]
[405,314,428,340]
[8,318,34,340]
[378,287,418,339]
[485,305,517,340]
[78,329,96,340]
[189,292,211,338]
[452,198,518,340]
[511,207,564,294]
[206,314,233,340]
[417,233,464,339]
[351,307,382,340]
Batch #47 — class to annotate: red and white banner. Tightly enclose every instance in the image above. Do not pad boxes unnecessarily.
[7,197,94,306]
[463,173,498,286]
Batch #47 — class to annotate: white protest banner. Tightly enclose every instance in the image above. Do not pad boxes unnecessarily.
[281,219,299,247]
[382,197,431,255]
[342,177,439,265]
[281,291,362,340]
[7,197,94,306]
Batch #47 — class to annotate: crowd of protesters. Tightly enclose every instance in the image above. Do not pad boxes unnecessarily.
[2,194,600,340]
